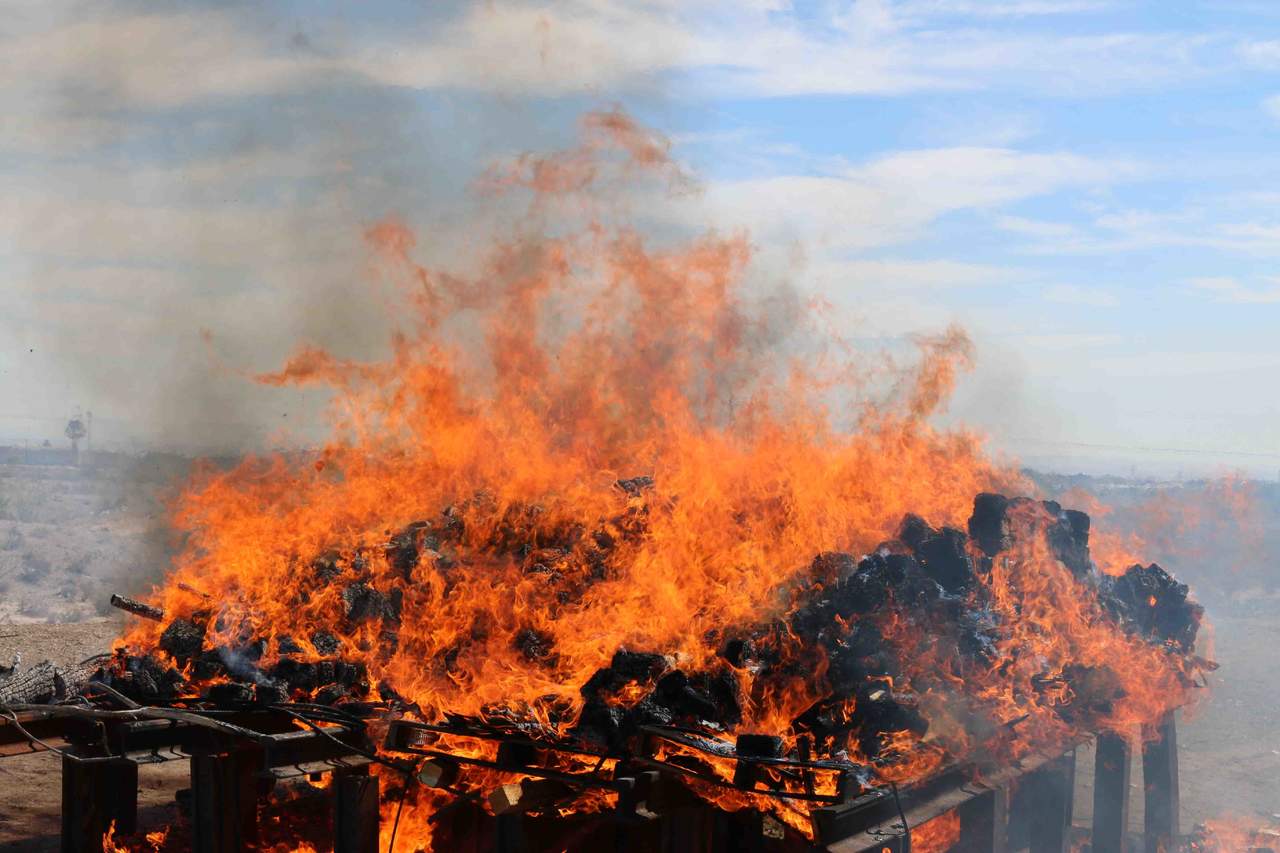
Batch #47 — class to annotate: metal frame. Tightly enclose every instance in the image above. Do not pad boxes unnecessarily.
[4,707,1184,853]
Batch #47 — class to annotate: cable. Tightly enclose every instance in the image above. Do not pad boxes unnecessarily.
[386,765,417,853]
[268,705,415,775]
[890,781,910,853]
[0,707,75,759]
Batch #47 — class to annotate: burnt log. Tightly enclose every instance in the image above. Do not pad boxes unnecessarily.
[109,594,164,622]
[0,658,100,705]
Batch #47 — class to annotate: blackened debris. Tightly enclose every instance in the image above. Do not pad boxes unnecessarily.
[1042,501,1093,577]
[1056,664,1126,722]
[341,582,393,624]
[1101,563,1203,653]
[311,630,341,656]
[312,551,343,583]
[653,668,742,726]
[158,618,205,663]
[192,649,227,681]
[969,493,1012,557]
[810,551,857,585]
[599,649,669,686]
[255,683,290,704]
[736,733,784,758]
[205,682,254,705]
[913,526,975,595]
[513,627,557,665]
[615,475,655,496]
[270,658,317,693]
[314,684,348,706]
[896,514,934,553]
[386,522,433,580]
[852,681,928,761]
[719,637,756,669]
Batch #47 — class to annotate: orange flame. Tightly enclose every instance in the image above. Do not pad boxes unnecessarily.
[110,110,1201,848]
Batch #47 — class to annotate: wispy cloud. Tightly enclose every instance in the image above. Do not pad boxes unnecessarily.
[1263,94,1280,121]
[1043,284,1120,306]
[689,146,1131,252]
[1188,276,1280,303]
[897,0,1116,19]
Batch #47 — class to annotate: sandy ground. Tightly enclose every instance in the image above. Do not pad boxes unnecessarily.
[1,611,1277,851]
[0,619,193,852]
[0,462,178,624]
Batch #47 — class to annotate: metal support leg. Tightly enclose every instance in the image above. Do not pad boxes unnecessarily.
[190,751,257,853]
[956,786,1009,853]
[713,809,764,853]
[106,760,139,836]
[1092,733,1132,853]
[1143,712,1180,853]
[660,805,715,853]
[61,753,109,853]
[1026,751,1077,853]
[334,769,381,853]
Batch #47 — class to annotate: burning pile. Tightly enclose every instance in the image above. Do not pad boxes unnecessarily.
[105,489,1203,772]
[98,112,1209,848]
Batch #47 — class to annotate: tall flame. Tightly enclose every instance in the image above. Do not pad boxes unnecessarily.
[112,110,1200,849]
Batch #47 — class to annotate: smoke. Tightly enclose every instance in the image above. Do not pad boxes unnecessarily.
[1,3,701,455]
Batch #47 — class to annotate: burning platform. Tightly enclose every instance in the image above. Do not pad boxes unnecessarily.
[1,491,1210,852]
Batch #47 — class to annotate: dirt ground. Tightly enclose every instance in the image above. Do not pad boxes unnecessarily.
[0,461,181,624]
[0,619,191,852]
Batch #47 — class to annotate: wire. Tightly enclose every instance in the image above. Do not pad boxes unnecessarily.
[268,705,415,775]
[890,781,910,853]
[386,765,418,853]
[0,707,75,759]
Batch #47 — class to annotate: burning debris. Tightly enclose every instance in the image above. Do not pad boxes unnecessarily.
[72,487,1206,848]
[5,114,1216,851]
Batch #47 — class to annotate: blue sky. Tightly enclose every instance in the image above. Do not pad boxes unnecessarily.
[3,0,1280,476]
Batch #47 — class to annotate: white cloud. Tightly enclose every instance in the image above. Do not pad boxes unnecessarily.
[1263,94,1280,121]
[690,146,1130,252]
[1043,284,1119,306]
[1009,332,1123,349]
[1188,276,1280,303]
[810,258,1021,291]
[1238,38,1280,68]
[996,216,1083,240]
[897,0,1114,18]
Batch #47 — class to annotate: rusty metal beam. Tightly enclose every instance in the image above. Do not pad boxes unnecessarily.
[1142,712,1180,853]
[1092,733,1132,853]
[334,768,380,853]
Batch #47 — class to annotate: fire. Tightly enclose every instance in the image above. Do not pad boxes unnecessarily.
[912,810,961,853]
[105,109,1205,848]
[1187,816,1280,851]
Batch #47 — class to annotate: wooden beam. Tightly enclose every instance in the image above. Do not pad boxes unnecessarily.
[1092,733,1132,853]
[1142,712,1180,853]
[334,769,380,853]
